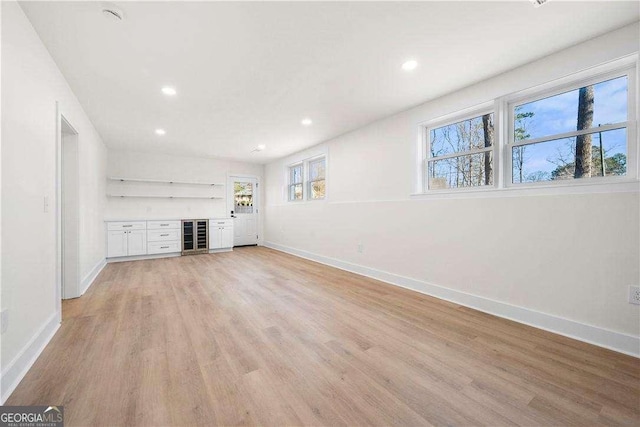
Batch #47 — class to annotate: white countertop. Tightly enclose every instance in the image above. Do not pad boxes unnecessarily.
[104,217,232,222]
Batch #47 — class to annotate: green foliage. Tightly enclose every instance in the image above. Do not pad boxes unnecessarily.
[514,108,534,142]
[551,146,626,179]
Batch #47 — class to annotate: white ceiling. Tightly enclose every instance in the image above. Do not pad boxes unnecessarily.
[20,1,640,163]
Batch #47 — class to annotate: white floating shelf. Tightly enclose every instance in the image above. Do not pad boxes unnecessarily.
[108,177,224,186]
[108,194,224,200]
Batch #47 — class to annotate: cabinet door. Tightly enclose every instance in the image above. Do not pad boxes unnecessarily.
[107,230,128,258]
[127,230,147,256]
[209,227,222,249]
[221,227,234,248]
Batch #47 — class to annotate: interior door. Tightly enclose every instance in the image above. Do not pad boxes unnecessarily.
[228,176,258,247]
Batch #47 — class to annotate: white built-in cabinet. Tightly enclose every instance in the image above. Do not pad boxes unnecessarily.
[106,218,233,260]
[147,220,181,254]
[107,230,128,258]
[107,221,147,258]
[209,219,234,250]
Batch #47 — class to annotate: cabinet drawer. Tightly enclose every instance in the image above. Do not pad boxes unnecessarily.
[209,219,233,227]
[107,221,146,231]
[147,220,181,230]
[147,241,180,254]
[147,229,180,242]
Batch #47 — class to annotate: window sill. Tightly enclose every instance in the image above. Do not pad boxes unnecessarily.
[286,198,327,204]
[410,179,639,200]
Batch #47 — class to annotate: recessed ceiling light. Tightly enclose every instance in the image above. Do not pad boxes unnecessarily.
[161,86,177,96]
[301,118,312,126]
[257,144,266,151]
[155,129,166,135]
[402,60,418,71]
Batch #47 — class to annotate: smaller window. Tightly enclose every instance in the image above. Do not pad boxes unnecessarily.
[288,163,303,201]
[308,157,326,200]
[425,111,495,190]
[234,182,254,213]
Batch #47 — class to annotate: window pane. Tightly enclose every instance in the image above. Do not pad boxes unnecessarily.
[430,113,494,157]
[290,164,303,184]
[428,152,493,190]
[512,128,627,183]
[309,158,326,181]
[310,179,325,199]
[514,76,628,142]
[289,184,303,201]
[234,182,254,213]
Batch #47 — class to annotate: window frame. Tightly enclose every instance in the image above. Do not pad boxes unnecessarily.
[422,102,499,193]
[288,162,304,202]
[307,156,326,200]
[415,57,638,195]
[285,153,328,202]
[504,65,637,188]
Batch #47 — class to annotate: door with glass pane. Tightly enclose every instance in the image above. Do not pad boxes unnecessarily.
[228,176,258,246]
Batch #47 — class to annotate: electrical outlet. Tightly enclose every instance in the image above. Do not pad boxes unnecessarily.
[43,196,49,213]
[357,243,363,253]
[0,309,8,334]
[629,286,640,305]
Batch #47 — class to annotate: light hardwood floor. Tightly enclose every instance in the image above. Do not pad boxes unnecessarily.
[7,247,640,426]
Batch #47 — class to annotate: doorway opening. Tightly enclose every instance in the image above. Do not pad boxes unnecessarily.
[228,175,259,247]
[60,116,80,302]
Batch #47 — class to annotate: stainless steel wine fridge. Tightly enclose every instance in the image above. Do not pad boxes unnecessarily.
[181,219,209,255]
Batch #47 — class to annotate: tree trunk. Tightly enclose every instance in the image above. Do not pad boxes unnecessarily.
[517,147,525,183]
[482,114,493,185]
[575,86,594,178]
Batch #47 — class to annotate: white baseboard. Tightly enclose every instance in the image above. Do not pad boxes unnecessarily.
[264,241,640,358]
[80,258,106,295]
[209,248,233,254]
[0,311,61,404]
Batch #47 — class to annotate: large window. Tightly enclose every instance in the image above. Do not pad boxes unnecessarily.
[426,111,494,190]
[509,75,629,184]
[287,155,327,201]
[419,61,636,193]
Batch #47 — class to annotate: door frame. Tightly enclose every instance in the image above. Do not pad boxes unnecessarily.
[56,104,81,314]
[226,173,262,246]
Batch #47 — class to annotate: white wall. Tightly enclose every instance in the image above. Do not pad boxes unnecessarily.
[105,150,263,221]
[1,1,108,400]
[265,23,640,354]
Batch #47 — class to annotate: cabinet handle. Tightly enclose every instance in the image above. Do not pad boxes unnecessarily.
[160,224,169,226]
[160,234,169,236]
[160,246,169,249]
[123,225,133,228]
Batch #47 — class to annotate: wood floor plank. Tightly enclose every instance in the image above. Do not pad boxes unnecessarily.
[6,247,639,426]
